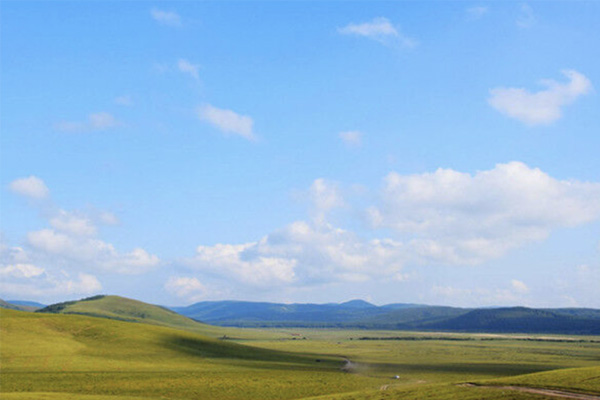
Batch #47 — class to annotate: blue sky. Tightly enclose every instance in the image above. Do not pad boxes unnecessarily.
[1,2,599,307]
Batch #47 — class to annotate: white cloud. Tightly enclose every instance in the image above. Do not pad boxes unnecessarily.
[309,179,344,223]
[516,3,536,28]
[150,8,182,27]
[0,272,101,298]
[98,211,119,226]
[8,179,158,276]
[338,17,417,48]
[339,130,362,147]
[0,242,101,299]
[466,6,489,20]
[114,95,133,106]
[369,161,600,264]
[511,279,529,293]
[165,276,207,302]
[27,229,159,274]
[177,59,200,80]
[55,112,120,132]
[190,243,297,286]
[431,280,531,307]
[0,263,45,279]
[49,210,97,236]
[489,70,592,126]
[197,104,255,140]
[9,176,49,199]
[185,221,406,288]
[180,162,600,292]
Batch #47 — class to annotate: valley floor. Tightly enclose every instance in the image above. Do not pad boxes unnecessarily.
[1,309,599,400]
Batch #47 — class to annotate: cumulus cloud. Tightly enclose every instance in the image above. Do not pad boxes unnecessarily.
[338,17,417,48]
[369,161,600,264]
[0,272,101,298]
[180,163,600,291]
[7,178,159,276]
[0,263,45,279]
[309,178,344,223]
[197,104,255,140]
[0,241,101,299]
[339,130,362,147]
[27,229,159,274]
[9,176,49,199]
[55,112,120,132]
[177,59,200,80]
[165,276,207,302]
[432,279,531,306]
[488,70,592,125]
[185,221,406,287]
[150,8,182,27]
[49,210,97,236]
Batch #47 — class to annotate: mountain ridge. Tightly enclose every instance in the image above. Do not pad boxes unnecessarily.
[172,299,600,334]
[14,295,600,335]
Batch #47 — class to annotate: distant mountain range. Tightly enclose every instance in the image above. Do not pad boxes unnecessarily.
[0,299,45,312]
[2,296,599,334]
[171,300,600,334]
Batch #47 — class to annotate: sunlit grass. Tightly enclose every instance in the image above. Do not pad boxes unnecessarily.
[2,308,599,399]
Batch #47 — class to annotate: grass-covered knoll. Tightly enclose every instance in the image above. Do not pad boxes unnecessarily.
[36,295,281,340]
[1,308,381,400]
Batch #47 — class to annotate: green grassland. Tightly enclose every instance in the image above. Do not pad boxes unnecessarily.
[0,308,382,400]
[2,302,599,400]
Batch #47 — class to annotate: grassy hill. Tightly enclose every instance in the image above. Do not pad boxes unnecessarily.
[1,308,375,400]
[37,295,208,327]
[0,299,39,312]
[36,295,281,339]
[3,307,599,400]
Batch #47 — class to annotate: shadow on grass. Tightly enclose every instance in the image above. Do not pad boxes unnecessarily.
[163,334,344,371]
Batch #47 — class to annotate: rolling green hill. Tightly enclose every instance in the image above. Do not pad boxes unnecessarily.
[3,307,599,400]
[35,295,280,339]
[0,308,378,400]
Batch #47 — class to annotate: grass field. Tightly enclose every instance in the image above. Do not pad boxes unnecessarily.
[2,307,599,399]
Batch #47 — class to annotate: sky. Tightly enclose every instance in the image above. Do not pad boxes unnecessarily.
[1,1,599,308]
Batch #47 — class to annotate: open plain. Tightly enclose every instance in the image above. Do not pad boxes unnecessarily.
[2,303,599,400]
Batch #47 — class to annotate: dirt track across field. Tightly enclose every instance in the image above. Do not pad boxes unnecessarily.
[460,383,600,399]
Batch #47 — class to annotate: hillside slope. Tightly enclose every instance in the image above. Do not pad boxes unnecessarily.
[0,308,374,400]
[36,295,278,339]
